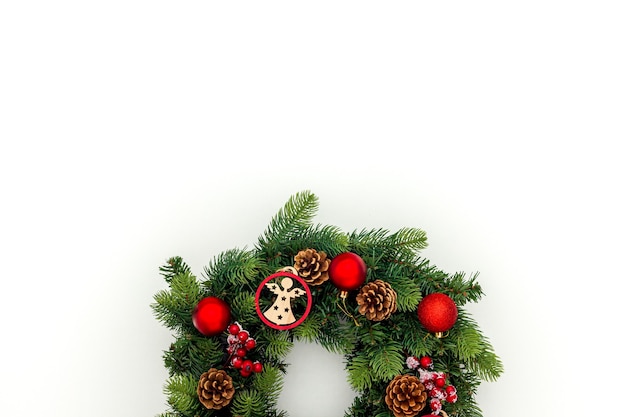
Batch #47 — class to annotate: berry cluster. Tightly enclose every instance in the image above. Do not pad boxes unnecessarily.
[406,355,458,414]
[227,322,263,377]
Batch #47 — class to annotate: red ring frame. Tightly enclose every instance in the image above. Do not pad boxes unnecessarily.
[255,271,312,331]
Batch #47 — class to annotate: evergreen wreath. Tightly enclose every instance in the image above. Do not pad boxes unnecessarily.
[152,191,503,417]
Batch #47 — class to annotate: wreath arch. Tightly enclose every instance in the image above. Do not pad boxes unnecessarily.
[152,191,502,417]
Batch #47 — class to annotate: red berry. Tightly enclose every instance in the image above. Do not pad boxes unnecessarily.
[429,398,442,412]
[236,347,247,357]
[228,323,241,335]
[445,385,457,395]
[244,338,256,350]
[419,356,433,368]
[435,377,446,388]
[446,393,458,403]
[429,387,444,399]
[241,359,253,373]
[240,369,252,377]
[252,361,263,373]
[237,330,249,342]
[231,357,243,369]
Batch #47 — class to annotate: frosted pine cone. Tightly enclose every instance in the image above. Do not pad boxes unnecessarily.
[294,248,330,286]
[355,279,397,321]
[385,374,428,417]
[197,368,235,410]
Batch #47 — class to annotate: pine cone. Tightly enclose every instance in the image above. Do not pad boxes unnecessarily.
[197,368,235,410]
[385,374,428,417]
[355,279,397,321]
[294,248,330,286]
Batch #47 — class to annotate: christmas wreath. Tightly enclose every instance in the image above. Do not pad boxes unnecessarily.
[152,191,503,417]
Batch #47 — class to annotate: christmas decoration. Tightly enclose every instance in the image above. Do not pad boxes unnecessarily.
[191,296,231,337]
[225,322,263,377]
[417,292,458,337]
[255,270,312,330]
[355,279,397,321]
[384,374,428,417]
[328,251,367,293]
[197,368,235,409]
[406,355,458,414]
[294,248,330,286]
[152,191,502,417]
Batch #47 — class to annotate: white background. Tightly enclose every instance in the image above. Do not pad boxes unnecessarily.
[1,1,624,416]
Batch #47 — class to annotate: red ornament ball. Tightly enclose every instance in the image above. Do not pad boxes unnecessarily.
[417,293,458,334]
[192,296,231,337]
[328,252,367,292]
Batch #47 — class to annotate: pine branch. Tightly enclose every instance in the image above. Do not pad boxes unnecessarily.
[164,374,201,416]
[315,315,357,354]
[164,336,222,379]
[348,227,427,259]
[251,364,283,407]
[288,224,350,257]
[159,257,192,284]
[228,290,259,325]
[258,329,293,360]
[384,274,422,312]
[257,190,319,250]
[389,227,428,252]
[399,318,440,357]
[347,352,374,390]
[203,248,261,287]
[446,271,484,305]
[152,271,202,333]
[230,389,266,417]
[292,311,323,342]
[367,341,405,382]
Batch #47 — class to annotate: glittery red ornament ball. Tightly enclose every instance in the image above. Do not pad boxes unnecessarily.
[417,293,458,334]
[192,296,231,337]
[328,252,367,292]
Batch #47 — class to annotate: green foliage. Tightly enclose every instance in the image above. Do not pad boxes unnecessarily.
[203,248,261,287]
[259,328,293,361]
[366,341,405,382]
[385,274,422,312]
[152,271,202,334]
[257,190,319,249]
[347,352,374,390]
[228,290,259,325]
[348,227,427,261]
[159,256,192,284]
[292,224,350,256]
[164,374,201,416]
[164,336,222,379]
[291,310,322,342]
[230,389,267,417]
[153,191,502,417]
[252,364,283,406]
